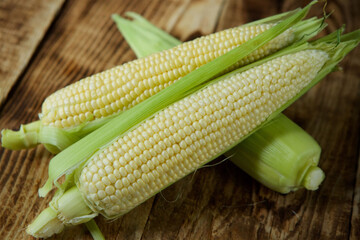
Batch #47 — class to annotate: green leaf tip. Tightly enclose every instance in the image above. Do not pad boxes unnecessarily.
[26,207,65,238]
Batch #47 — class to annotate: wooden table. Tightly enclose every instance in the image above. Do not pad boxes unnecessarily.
[0,0,359,239]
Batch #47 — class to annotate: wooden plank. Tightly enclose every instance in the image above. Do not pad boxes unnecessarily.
[344,0,360,238]
[352,153,360,239]
[216,0,281,29]
[0,0,359,239]
[0,0,204,239]
[170,0,225,41]
[0,0,65,106]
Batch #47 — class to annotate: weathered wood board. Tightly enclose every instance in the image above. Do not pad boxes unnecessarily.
[0,0,65,106]
[0,0,359,239]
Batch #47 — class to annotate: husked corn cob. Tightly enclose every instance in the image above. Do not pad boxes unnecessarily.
[115,12,325,194]
[41,24,294,128]
[78,50,328,217]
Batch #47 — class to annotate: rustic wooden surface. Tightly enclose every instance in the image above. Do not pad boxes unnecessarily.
[0,0,359,239]
[0,0,65,106]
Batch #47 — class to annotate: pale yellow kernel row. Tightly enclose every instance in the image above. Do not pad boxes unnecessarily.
[40,24,294,128]
[78,50,329,218]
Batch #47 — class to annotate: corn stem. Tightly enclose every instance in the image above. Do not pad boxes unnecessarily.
[1,121,41,150]
[27,186,97,238]
[26,207,64,238]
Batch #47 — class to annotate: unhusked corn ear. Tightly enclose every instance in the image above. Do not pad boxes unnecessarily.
[41,24,294,128]
[78,50,328,217]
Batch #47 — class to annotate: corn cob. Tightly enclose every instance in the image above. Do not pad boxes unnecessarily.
[78,49,328,216]
[42,24,292,128]
[115,12,325,194]
[1,11,325,153]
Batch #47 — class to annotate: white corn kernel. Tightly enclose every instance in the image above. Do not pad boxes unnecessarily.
[41,24,294,128]
[79,50,328,217]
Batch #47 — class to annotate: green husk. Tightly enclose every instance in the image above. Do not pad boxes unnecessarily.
[0,2,324,154]
[112,13,181,58]
[38,2,316,197]
[114,11,326,193]
[226,114,324,193]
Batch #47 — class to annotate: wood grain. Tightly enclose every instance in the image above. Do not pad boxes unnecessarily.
[0,0,65,106]
[0,0,359,239]
[352,153,360,239]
